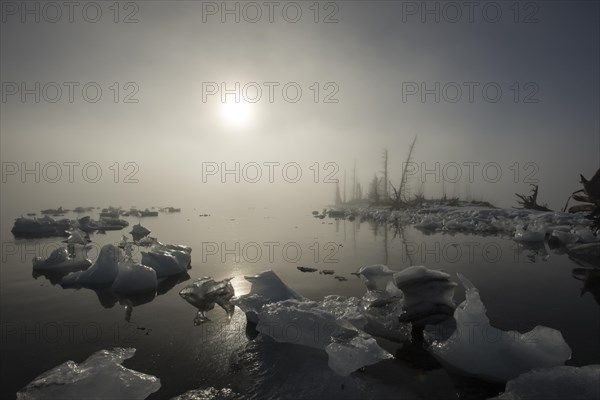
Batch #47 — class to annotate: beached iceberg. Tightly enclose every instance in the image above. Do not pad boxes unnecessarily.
[16,348,160,400]
[491,365,600,400]
[426,274,572,382]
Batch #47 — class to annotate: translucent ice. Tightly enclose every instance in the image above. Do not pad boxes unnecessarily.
[355,264,401,295]
[325,335,393,376]
[491,365,600,400]
[255,298,394,375]
[16,347,160,400]
[235,270,305,323]
[179,277,235,322]
[426,274,572,382]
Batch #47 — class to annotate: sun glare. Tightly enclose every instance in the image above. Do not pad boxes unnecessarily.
[219,99,253,128]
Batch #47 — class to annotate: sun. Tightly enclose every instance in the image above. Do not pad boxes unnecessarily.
[219,99,253,128]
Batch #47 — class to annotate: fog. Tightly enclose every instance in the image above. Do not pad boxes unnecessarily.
[1,1,598,216]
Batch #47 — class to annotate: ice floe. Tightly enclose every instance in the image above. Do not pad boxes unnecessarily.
[254,298,394,375]
[236,270,413,375]
[426,274,572,382]
[16,348,160,400]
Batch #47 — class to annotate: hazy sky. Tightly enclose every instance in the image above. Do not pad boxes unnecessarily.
[1,1,598,215]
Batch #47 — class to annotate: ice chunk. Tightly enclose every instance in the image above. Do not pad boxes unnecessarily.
[12,216,72,238]
[549,230,579,246]
[64,228,89,245]
[148,240,192,269]
[112,258,157,295]
[256,298,394,375]
[325,336,393,376]
[414,216,442,231]
[179,277,235,323]
[32,246,91,272]
[141,250,186,279]
[514,224,546,242]
[394,265,457,327]
[130,222,151,238]
[574,228,599,244]
[16,348,160,400]
[257,299,340,349]
[234,270,305,323]
[491,365,600,400]
[61,244,122,288]
[426,274,572,382]
[355,264,398,294]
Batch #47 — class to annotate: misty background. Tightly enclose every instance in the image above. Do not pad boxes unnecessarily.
[1,1,598,217]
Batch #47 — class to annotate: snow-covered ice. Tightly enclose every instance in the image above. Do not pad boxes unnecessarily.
[356,265,457,327]
[16,348,160,400]
[394,265,457,327]
[426,274,572,382]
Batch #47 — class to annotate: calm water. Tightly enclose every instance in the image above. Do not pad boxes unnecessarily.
[1,207,598,399]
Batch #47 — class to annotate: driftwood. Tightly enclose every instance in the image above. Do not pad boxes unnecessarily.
[514,184,551,211]
[563,168,600,212]
[581,168,600,202]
